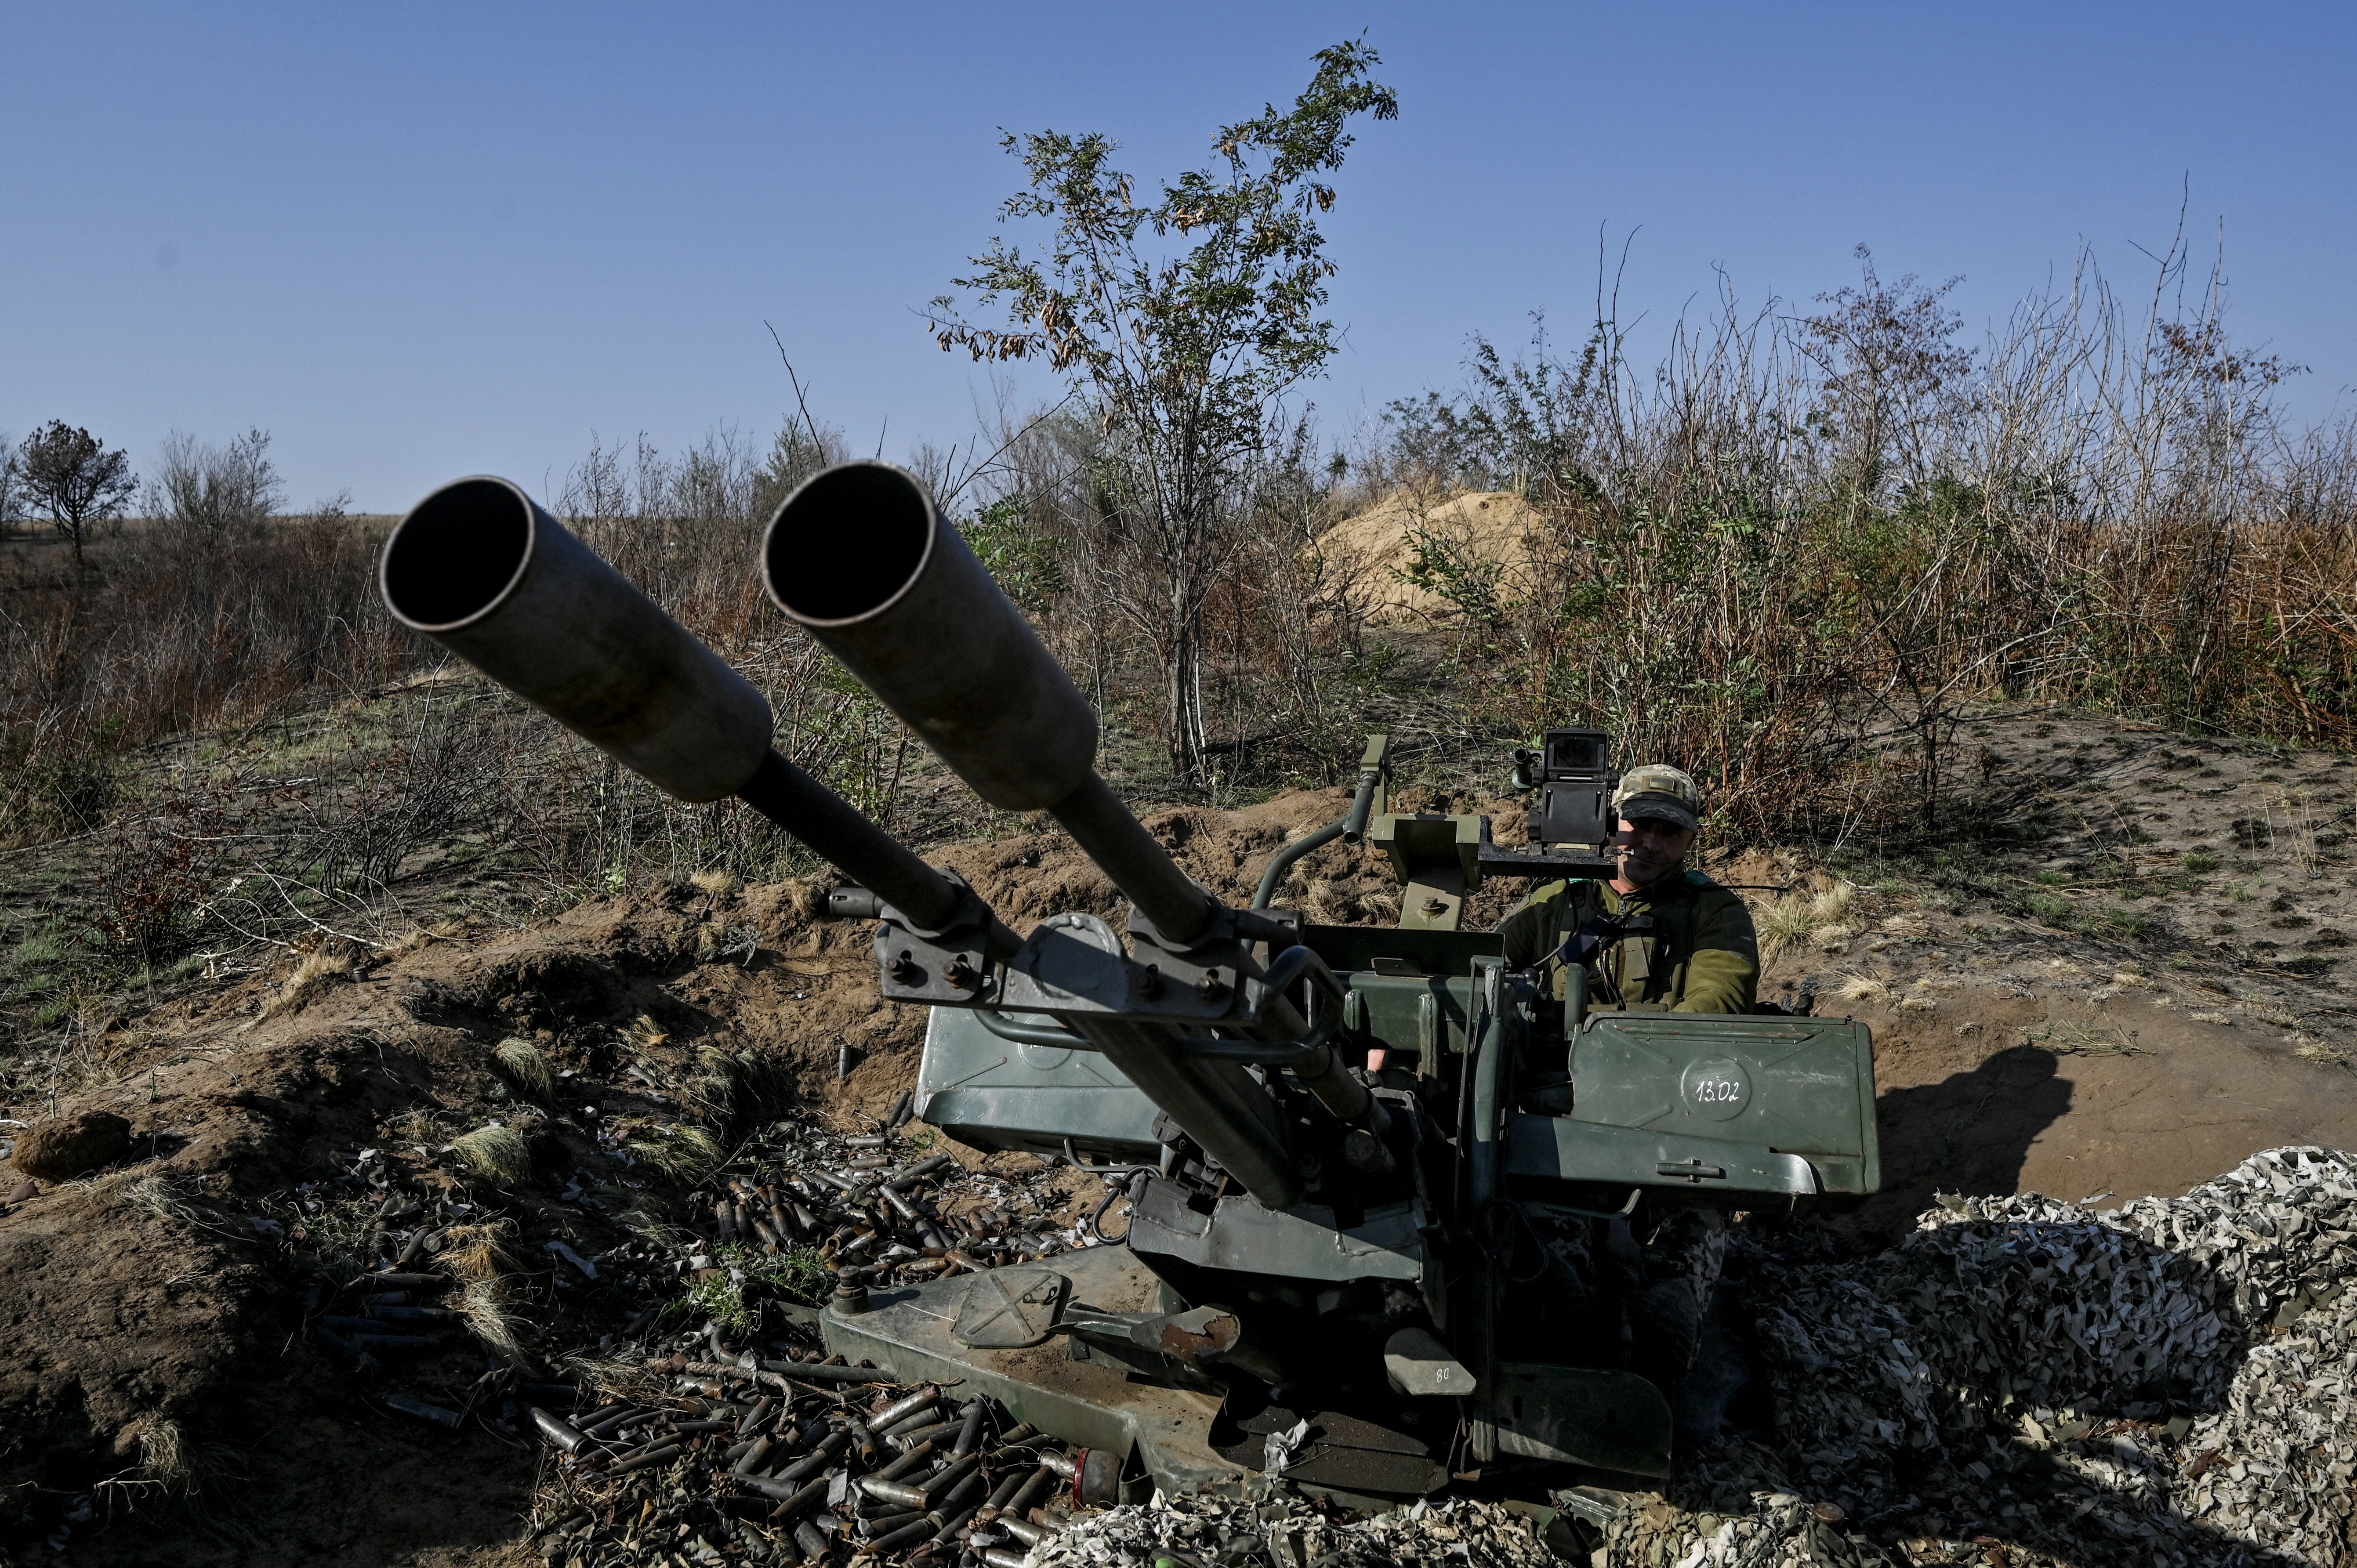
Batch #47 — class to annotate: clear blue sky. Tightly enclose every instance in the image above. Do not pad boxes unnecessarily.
[4,3,2351,513]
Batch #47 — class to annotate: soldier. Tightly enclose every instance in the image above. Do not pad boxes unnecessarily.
[1497,763,1759,1013]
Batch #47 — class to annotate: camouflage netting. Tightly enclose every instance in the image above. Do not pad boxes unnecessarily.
[1032,1494,1561,1568]
[1603,1146,2357,1567]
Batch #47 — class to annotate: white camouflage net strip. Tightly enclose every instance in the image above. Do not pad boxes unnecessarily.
[1605,1145,2357,1567]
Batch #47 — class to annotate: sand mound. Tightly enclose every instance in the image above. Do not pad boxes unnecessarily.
[1318,489,1550,627]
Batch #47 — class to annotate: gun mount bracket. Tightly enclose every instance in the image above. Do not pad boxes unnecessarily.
[1126,907,1280,1025]
[871,872,999,1005]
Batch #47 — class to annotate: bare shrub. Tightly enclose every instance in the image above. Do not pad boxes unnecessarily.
[146,427,283,541]
[1382,228,2357,843]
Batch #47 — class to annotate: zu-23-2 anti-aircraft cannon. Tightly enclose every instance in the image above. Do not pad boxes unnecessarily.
[379,462,1879,1516]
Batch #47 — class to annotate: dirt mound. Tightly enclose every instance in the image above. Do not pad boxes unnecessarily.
[0,790,1385,1562]
[1318,489,1548,626]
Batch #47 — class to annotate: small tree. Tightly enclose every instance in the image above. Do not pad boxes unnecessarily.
[0,430,18,539]
[150,427,283,540]
[928,40,1397,781]
[12,421,136,570]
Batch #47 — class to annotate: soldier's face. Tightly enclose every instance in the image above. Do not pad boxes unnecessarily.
[1614,815,1697,886]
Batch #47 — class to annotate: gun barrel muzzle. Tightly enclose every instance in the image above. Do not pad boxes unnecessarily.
[764,464,1213,942]
[379,475,985,939]
[381,476,773,802]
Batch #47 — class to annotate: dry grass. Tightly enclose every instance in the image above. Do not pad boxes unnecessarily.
[116,1170,203,1226]
[258,948,353,1019]
[438,1217,522,1282]
[620,1014,669,1051]
[493,1037,553,1100]
[601,1184,688,1247]
[1757,882,1858,952]
[450,1125,531,1185]
[93,1415,212,1510]
[1834,970,1892,1002]
[630,1124,722,1183]
[457,1277,526,1363]
[384,920,462,956]
[690,867,741,898]
[773,879,817,920]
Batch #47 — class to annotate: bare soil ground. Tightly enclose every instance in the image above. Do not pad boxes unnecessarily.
[0,702,2350,1562]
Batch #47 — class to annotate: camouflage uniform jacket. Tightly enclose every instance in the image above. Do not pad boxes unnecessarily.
[1496,869,1760,1014]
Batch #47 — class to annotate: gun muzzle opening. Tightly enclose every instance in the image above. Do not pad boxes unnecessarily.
[760,463,935,625]
[380,475,775,804]
[380,477,534,631]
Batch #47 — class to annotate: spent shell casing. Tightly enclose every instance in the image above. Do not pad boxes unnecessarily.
[921,1451,983,1502]
[890,1419,960,1452]
[530,1406,587,1451]
[577,1404,638,1436]
[936,1470,987,1514]
[867,1388,939,1429]
[1004,1464,1056,1517]
[984,1550,1030,1568]
[739,1470,831,1516]
[738,1395,774,1437]
[997,1517,1046,1548]
[761,1359,898,1384]
[606,1442,684,1474]
[875,1439,937,1482]
[857,1477,930,1510]
[930,1504,979,1545]
[382,1395,464,1428]
[794,1517,834,1561]
[880,1405,944,1440]
[869,1516,937,1554]
[864,1509,927,1537]
[769,1428,848,1484]
[953,1401,988,1457]
[980,1469,1028,1514]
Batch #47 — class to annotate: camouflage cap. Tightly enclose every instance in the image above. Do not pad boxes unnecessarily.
[1611,763,1704,832]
